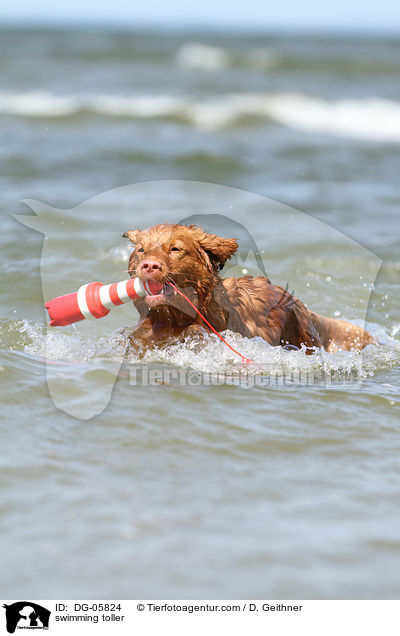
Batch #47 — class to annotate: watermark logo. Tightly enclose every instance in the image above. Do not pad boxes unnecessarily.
[2,602,51,633]
[129,363,363,388]
[14,180,381,419]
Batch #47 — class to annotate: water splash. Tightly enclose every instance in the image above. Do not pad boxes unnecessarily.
[4,318,399,383]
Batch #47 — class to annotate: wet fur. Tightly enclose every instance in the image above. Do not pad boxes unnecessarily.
[123,223,375,354]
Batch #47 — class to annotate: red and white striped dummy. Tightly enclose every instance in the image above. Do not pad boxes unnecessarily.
[45,278,163,326]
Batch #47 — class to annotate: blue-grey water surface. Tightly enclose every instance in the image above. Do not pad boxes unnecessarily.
[0,26,400,599]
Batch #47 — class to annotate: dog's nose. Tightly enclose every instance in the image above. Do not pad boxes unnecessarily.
[141,259,162,274]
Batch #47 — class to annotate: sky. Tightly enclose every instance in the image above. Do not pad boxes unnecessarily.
[1,0,400,32]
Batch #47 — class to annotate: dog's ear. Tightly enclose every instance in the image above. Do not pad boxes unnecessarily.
[195,230,238,270]
[122,229,141,243]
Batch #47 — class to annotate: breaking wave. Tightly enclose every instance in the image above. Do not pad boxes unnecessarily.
[175,43,276,71]
[1,90,400,140]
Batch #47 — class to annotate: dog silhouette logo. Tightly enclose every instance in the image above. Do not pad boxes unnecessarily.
[15,181,381,418]
[2,602,51,633]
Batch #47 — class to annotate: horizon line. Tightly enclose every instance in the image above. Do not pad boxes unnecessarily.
[1,18,400,37]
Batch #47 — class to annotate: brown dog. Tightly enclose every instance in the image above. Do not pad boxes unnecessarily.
[123,223,375,354]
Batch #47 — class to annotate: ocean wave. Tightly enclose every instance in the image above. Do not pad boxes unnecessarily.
[2,90,400,140]
[175,43,231,71]
[174,41,400,74]
[175,42,276,71]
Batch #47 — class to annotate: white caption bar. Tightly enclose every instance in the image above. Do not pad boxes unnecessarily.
[1,599,399,635]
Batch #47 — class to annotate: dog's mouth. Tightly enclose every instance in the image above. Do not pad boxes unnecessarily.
[141,279,199,318]
[144,281,177,308]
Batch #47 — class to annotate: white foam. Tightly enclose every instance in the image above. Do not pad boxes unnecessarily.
[0,91,79,117]
[175,43,276,71]
[262,94,400,142]
[100,245,132,264]
[176,43,230,71]
[2,90,400,140]
[89,94,182,118]
[12,319,400,384]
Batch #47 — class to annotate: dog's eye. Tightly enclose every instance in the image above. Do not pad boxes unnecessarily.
[171,247,181,252]
[137,247,144,253]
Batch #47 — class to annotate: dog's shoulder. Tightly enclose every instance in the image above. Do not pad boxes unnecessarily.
[219,275,321,350]
[218,276,288,343]
[221,275,284,308]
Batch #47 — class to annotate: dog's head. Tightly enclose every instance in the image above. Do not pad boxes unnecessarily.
[123,223,238,319]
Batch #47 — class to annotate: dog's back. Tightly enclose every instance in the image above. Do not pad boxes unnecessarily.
[220,276,375,352]
[221,276,322,352]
